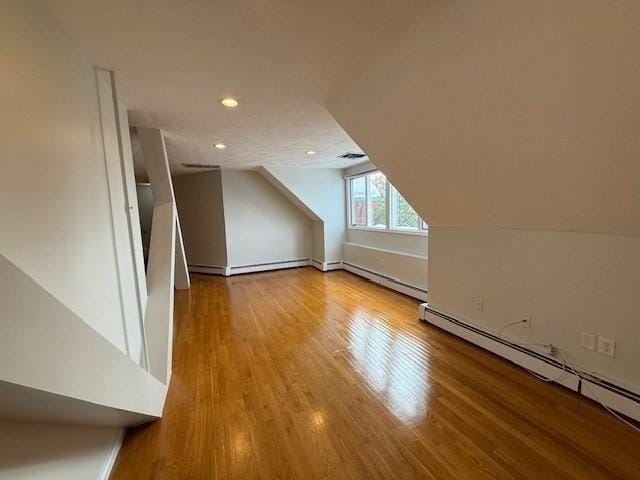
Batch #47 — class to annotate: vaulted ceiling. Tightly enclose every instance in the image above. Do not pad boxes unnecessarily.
[45,0,424,173]
[328,1,640,235]
[46,1,640,235]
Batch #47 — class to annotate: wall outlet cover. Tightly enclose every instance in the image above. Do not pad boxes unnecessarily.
[596,336,616,357]
[521,314,532,328]
[581,332,596,351]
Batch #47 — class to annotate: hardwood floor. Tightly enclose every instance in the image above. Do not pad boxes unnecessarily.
[111,268,640,480]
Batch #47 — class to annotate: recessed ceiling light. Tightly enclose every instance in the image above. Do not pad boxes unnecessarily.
[213,143,226,150]
[220,97,239,108]
[306,150,316,155]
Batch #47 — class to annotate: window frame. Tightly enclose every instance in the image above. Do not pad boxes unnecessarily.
[345,170,428,236]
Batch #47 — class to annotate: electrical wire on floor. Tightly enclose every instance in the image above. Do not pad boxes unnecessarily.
[498,320,640,433]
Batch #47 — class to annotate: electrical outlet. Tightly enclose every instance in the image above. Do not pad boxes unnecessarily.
[475,299,484,311]
[596,336,616,357]
[521,314,532,328]
[581,332,596,351]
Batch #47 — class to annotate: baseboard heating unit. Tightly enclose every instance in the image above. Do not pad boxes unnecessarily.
[419,303,640,423]
[342,262,427,301]
[188,260,428,302]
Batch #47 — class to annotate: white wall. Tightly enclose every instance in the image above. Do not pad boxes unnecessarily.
[328,1,640,236]
[327,1,640,395]
[173,171,227,267]
[261,167,346,263]
[346,229,427,258]
[429,227,640,392]
[0,421,121,480]
[0,0,126,352]
[343,230,428,291]
[342,161,429,290]
[0,1,151,477]
[221,170,312,267]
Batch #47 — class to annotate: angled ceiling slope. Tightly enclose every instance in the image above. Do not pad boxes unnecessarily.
[45,0,425,173]
[328,0,640,236]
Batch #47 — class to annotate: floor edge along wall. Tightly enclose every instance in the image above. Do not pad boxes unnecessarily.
[419,304,640,423]
[187,260,427,301]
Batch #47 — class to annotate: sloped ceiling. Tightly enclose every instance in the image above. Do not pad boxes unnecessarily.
[328,1,640,236]
[45,0,424,173]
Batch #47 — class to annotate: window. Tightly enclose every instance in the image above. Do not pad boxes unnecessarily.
[390,186,419,231]
[350,176,366,226]
[367,171,386,228]
[347,170,428,234]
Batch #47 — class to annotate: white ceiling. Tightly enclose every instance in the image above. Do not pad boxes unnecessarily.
[45,0,424,174]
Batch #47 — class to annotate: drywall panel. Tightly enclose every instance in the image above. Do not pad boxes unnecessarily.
[0,253,165,420]
[312,221,325,262]
[173,171,227,267]
[343,242,427,291]
[346,229,427,258]
[329,0,640,235]
[0,421,121,480]
[221,170,312,267]
[262,167,345,262]
[428,227,640,393]
[0,0,125,350]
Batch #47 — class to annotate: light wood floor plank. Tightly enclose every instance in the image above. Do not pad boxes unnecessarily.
[111,268,640,479]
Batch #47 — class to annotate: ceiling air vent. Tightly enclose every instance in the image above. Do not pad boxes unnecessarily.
[338,151,367,160]
[181,163,221,169]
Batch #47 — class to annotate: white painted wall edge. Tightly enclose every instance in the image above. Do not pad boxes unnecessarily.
[99,428,124,480]
[419,304,640,422]
[144,202,176,385]
[0,253,166,421]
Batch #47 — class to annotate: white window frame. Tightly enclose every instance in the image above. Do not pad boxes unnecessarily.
[345,170,428,236]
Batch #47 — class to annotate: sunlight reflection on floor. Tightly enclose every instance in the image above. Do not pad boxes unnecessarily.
[346,309,432,424]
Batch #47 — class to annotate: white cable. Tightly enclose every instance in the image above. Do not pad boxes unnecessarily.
[498,320,567,382]
[556,349,640,434]
[498,320,527,339]
[499,321,640,431]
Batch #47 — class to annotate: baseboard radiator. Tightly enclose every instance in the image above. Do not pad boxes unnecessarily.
[419,303,640,422]
[187,259,427,301]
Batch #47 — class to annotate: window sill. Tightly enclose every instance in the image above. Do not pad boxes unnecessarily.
[348,226,428,237]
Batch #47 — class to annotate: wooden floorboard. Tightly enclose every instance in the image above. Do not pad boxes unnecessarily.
[111,267,640,479]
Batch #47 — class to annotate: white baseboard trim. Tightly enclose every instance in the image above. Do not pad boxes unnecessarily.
[99,428,124,480]
[420,303,640,422]
[312,259,343,272]
[580,379,640,423]
[228,259,310,275]
[189,259,428,302]
[324,261,343,271]
[342,262,428,301]
[188,264,227,276]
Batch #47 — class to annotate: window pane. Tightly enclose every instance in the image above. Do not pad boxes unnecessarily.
[391,187,419,230]
[367,172,386,228]
[350,176,367,226]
